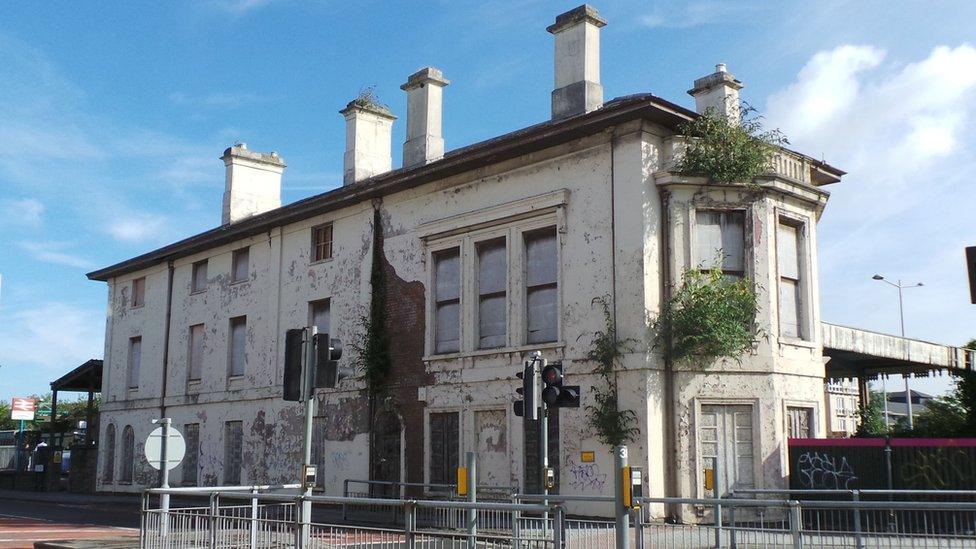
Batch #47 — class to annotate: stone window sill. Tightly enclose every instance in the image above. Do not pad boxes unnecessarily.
[424,341,564,364]
[779,337,816,349]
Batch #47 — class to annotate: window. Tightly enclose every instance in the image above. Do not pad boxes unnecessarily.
[787,406,814,438]
[120,425,134,483]
[127,337,141,390]
[102,424,116,483]
[228,316,246,378]
[428,412,459,485]
[182,423,199,486]
[312,223,334,262]
[191,260,208,293]
[699,405,754,496]
[310,300,330,335]
[696,210,745,277]
[188,324,204,382]
[231,247,249,283]
[131,277,146,308]
[777,219,804,339]
[477,238,507,349]
[224,421,243,485]
[524,227,558,344]
[433,248,461,353]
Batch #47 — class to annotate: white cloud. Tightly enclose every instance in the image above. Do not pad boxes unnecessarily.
[0,198,44,228]
[18,241,95,269]
[107,214,168,243]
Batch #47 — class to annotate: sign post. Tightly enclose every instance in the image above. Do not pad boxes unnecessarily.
[146,420,185,537]
[11,398,37,473]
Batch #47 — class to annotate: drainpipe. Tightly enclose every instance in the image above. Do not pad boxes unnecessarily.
[659,188,678,517]
[158,259,175,491]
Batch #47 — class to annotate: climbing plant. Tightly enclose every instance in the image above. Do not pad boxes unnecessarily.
[674,103,788,184]
[585,297,640,447]
[656,267,760,365]
[351,207,392,397]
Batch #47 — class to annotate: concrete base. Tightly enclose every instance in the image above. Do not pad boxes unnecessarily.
[552,80,603,119]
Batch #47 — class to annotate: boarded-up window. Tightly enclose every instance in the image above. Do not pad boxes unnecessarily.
[127,337,141,389]
[102,424,116,483]
[312,223,333,262]
[525,227,558,344]
[224,421,243,485]
[699,405,754,496]
[524,409,559,494]
[191,260,208,293]
[228,316,246,378]
[182,423,199,486]
[188,324,204,382]
[433,248,461,353]
[428,412,459,485]
[477,238,507,349]
[120,425,134,483]
[310,300,330,335]
[131,277,146,308]
[696,210,745,277]
[475,410,509,486]
[231,247,249,283]
[777,220,804,339]
[787,406,814,438]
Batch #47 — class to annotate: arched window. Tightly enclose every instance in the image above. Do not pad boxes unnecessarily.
[102,424,116,483]
[120,425,134,483]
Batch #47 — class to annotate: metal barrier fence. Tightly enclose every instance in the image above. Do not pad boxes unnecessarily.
[143,486,976,548]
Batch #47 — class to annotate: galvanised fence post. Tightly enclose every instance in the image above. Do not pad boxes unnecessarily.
[553,504,565,549]
[789,500,803,549]
[208,493,219,549]
[404,501,416,549]
[852,490,864,549]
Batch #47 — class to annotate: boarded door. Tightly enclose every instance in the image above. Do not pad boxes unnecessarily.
[699,405,755,496]
[475,410,509,487]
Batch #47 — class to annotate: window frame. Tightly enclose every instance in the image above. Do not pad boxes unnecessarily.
[692,208,748,278]
[775,212,811,342]
[127,336,142,390]
[423,212,561,359]
[309,299,331,336]
[131,277,146,308]
[227,315,247,379]
[223,420,243,486]
[190,260,208,294]
[187,323,205,383]
[119,425,134,484]
[523,225,559,345]
[311,222,334,264]
[231,247,249,284]
[475,236,508,350]
[181,423,200,486]
[431,245,463,354]
[426,409,460,487]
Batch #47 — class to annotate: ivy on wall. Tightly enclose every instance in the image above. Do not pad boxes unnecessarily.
[656,267,760,365]
[675,103,788,185]
[352,206,392,397]
[585,296,640,447]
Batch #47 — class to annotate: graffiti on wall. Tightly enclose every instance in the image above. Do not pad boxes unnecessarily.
[796,451,858,489]
[901,448,974,490]
[567,461,607,492]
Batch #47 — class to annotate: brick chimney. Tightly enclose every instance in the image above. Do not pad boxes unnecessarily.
[340,98,396,185]
[401,67,450,168]
[688,63,744,123]
[547,4,607,120]
[221,143,285,225]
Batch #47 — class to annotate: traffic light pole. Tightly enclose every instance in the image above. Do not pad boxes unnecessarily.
[300,325,317,547]
[541,399,549,530]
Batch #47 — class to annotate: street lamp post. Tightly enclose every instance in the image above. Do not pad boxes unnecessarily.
[872,275,924,429]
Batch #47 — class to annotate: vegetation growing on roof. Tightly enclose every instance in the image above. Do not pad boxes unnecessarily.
[351,85,389,113]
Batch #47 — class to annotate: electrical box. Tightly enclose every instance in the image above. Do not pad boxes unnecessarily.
[544,467,556,490]
[622,466,643,509]
[303,465,317,489]
[457,467,468,496]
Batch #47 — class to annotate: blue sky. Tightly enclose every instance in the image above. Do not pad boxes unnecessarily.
[1,0,975,404]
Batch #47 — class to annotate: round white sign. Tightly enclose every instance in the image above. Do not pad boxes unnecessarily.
[144,426,186,471]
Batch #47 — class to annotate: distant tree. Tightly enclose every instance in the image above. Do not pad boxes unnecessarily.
[894,338,976,438]
[855,390,888,437]
[0,402,15,430]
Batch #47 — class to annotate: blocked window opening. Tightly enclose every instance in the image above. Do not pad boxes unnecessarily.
[231,247,249,283]
[191,260,208,293]
[127,337,141,390]
[524,226,558,344]
[102,424,116,483]
[698,404,754,497]
[224,421,243,485]
[428,412,459,486]
[188,324,204,382]
[309,300,331,335]
[182,423,199,486]
[696,210,745,277]
[777,219,804,339]
[433,248,461,354]
[228,316,246,378]
[120,425,134,484]
[787,406,814,439]
[312,223,334,262]
[477,238,507,349]
[131,277,145,308]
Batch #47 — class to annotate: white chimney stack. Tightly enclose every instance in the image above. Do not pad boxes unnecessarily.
[221,144,285,225]
[688,63,744,123]
[340,98,396,185]
[401,67,450,168]
[547,4,607,120]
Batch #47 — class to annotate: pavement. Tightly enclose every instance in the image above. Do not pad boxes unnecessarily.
[0,491,140,549]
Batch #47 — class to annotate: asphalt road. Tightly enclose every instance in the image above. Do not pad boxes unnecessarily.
[0,493,140,529]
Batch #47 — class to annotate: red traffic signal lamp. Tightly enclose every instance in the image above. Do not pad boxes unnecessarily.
[541,361,580,408]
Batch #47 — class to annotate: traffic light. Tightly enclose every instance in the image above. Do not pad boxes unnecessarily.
[540,361,581,408]
[515,361,541,420]
[283,328,305,401]
[313,333,351,388]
